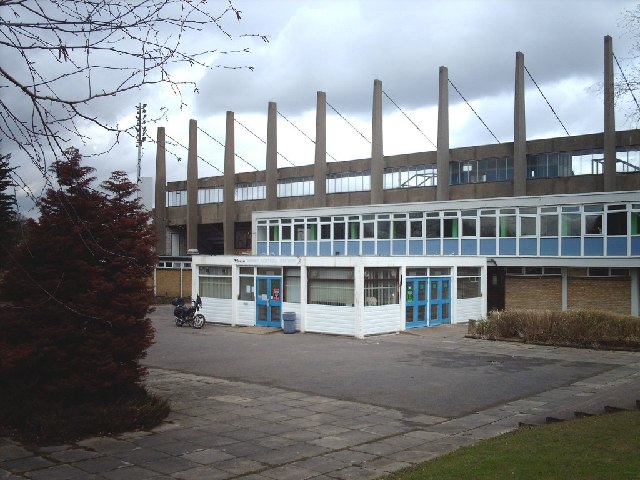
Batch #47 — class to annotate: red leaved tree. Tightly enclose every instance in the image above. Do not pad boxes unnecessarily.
[0,148,156,404]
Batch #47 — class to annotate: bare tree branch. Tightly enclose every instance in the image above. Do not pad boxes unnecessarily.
[0,0,267,189]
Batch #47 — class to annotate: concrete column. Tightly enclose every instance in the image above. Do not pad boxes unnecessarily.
[514,51,527,196]
[604,35,616,192]
[186,119,199,255]
[437,66,450,201]
[154,126,167,255]
[266,102,278,211]
[223,111,236,255]
[314,91,327,207]
[371,79,384,205]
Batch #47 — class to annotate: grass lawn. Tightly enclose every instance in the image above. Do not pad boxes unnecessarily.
[382,410,640,480]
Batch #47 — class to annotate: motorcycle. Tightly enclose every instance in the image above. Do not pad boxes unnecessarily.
[172,294,205,329]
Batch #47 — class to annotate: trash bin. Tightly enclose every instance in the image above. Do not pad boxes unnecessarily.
[282,312,296,334]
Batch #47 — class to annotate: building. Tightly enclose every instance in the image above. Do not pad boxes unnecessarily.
[154,36,640,337]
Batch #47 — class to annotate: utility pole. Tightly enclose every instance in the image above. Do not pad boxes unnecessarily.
[135,103,147,183]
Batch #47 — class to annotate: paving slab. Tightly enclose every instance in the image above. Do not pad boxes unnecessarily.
[1,307,638,479]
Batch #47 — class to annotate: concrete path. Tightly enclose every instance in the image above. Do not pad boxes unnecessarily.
[1,309,639,479]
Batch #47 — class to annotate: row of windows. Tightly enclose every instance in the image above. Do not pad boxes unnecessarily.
[257,204,640,241]
[256,203,640,257]
[505,267,630,277]
[167,147,640,205]
[199,266,480,307]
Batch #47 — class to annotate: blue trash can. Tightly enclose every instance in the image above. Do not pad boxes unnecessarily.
[282,312,296,334]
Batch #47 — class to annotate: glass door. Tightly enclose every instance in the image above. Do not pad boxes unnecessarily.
[429,277,451,325]
[406,278,429,328]
[256,276,282,327]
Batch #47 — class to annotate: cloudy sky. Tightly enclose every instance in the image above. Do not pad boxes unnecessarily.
[3,0,638,215]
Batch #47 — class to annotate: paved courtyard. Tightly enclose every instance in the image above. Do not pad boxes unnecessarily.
[1,306,638,479]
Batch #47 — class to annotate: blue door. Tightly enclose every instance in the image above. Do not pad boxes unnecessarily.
[406,278,429,328]
[429,277,451,326]
[256,276,282,327]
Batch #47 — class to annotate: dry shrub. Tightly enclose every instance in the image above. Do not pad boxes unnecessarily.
[468,309,640,350]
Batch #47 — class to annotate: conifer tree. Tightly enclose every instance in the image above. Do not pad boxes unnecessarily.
[0,152,17,268]
[0,148,157,404]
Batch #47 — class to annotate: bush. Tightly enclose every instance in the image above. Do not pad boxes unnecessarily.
[0,385,169,445]
[468,309,640,350]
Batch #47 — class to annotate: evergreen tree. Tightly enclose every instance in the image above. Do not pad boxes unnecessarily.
[0,152,17,268]
[0,148,157,404]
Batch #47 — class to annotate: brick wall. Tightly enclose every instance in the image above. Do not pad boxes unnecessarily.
[568,277,631,315]
[506,276,562,310]
[155,269,192,299]
[505,275,632,315]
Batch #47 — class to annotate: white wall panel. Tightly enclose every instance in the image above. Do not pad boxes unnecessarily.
[456,297,483,324]
[200,298,233,324]
[363,305,402,335]
[306,305,356,336]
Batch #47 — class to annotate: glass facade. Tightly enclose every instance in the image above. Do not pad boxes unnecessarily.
[166,147,639,207]
[257,201,640,258]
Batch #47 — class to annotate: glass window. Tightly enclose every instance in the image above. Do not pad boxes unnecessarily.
[349,220,360,239]
[307,268,354,306]
[294,224,305,241]
[378,220,391,239]
[426,218,441,238]
[462,218,476,237]
[607,210,627,235]
[520,216,536,236]
[321,223,331,240]
[480,216,496,237]
[363,221,375,238]
[499,216,516,237]
[334,222,345,240]
[562,213,582,237]
[393,220,406,239]
[585,214,603,235]
[239,274,254,301]
[364,268,399,306]
[540,215,558,236]
[283,268,301,303]
[457,277,480,299]
[443,218,458,238]
[269,225,279,241]
[199,266,232,299]
[410,220,423,238]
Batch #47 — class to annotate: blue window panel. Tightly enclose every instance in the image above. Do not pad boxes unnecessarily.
[281,242,292,256]
[378,240,391,256]
[499,238,516,255]
[319,241,332,256]
[561,238,580,256]
[479,239,496,255]
[347,241,360,255]
[362,241,375,255]
[443,239,458,255]
[632,237,640,256]
[607,237,627,256]
[461,239,477,255]
[583,237,604,256]
[540,238,558,256]
[392,240,406,255]
[426,239,441,255]
[257,242,267,255]
[409,240,423,255]
[294,241,304,256]
[307,242,318,256]
[268,242,279,256]
[334,241,346,255]
[519,238,537,256]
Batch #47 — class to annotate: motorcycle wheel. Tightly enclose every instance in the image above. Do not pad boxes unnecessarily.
[192,314,205,329]
[175,317,183,327]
